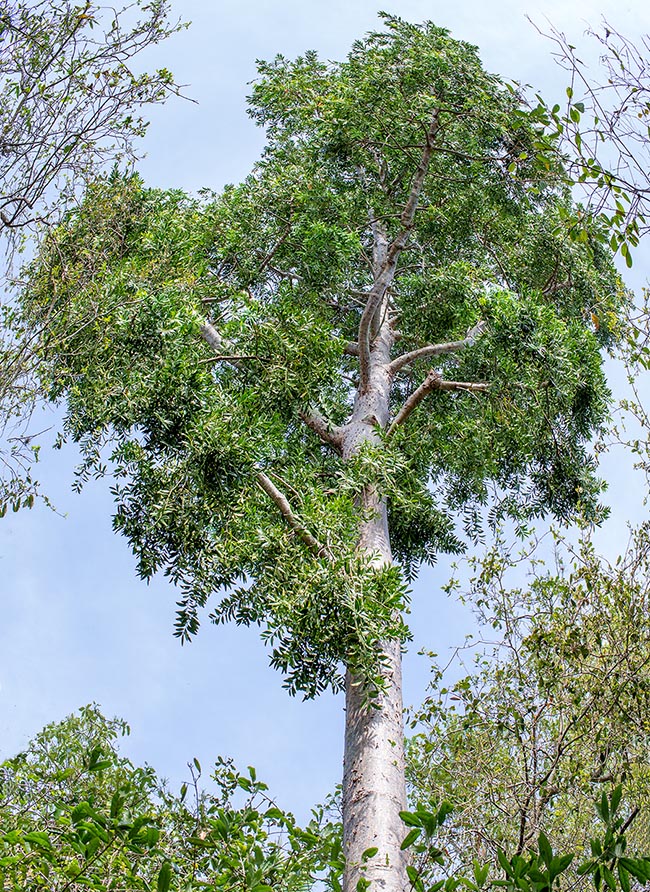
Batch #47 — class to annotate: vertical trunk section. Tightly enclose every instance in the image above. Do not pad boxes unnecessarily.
[342,496,408,892]
[341,313,409,892]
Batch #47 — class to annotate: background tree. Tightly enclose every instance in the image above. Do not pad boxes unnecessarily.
[0,704,342,890]
[0,0,183,237]
[538,21,650,262]
[407,525,650,883]
[21,16,626,891]
[0,0,184,511]
[537,19,650,496]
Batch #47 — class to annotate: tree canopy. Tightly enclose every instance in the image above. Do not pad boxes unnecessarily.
[23,15,625,696]
[0,0,184,512]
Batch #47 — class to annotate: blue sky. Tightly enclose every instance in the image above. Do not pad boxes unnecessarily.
[1,0,649,821]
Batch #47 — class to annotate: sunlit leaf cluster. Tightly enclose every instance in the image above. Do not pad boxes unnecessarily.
[0,705,343,891]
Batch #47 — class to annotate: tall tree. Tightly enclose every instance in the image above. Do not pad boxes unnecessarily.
[22,16,625,891]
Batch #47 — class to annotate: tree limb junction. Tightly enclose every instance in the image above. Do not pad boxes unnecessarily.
[388,369,489,436]
[299,409,344,452]
[389,321,487,374]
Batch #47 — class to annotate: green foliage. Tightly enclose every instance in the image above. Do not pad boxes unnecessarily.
[407,526,650,874]
[0,0,185,510]
[5,709,650,892]
[0,705,163,890]
[399,789,650,892]
[21,15,626,695]
[0,705,343,891]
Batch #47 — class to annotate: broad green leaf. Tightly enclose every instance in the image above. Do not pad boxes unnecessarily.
[618,864,631,892]
[538,832,552,867]
[399,810,423,828]
[157,862,173,892]
[406,865,425,892]
[400,828,421,850]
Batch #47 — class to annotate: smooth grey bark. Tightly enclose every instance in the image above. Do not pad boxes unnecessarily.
[341,309,409,892]
[342,498,408,892]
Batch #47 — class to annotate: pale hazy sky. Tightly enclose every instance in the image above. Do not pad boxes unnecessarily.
[1,0,649,819]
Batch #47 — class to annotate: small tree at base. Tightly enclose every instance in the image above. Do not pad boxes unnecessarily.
[22,16,626,891]
[0,705,343,890]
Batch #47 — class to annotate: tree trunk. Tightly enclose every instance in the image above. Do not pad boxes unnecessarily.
[342,497,409,892]
[341,313,409,891]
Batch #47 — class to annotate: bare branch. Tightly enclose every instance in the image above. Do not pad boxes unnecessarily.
[388,369,489,435]
[542,277,571,297]
[390,322,487,374]
[255,470,325,557]
[432,378,489,393]
[464,319,488,343]
[256,223,292,274]
[357,215,388,377]
[200,321,225,349]
[299,409,344,452]
[199,355,260,365]
[344,341,360,356]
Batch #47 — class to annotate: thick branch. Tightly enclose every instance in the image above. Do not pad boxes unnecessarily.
[357,222,388,391]
[358,110,442,392]
[390,339,468,374]
[299,409,344,452]
[389,321,487,374]
[399,109,442,231]
[255,470,325,557]
[388,369,489,435]
[200,320,226,352]
[199,320,243,368]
